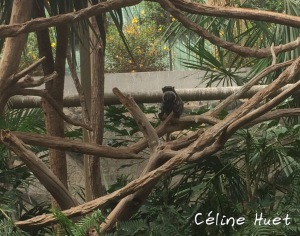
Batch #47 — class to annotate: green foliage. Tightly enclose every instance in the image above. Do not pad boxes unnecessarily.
[52,209,105,236]
[1,108,45,132]
[175,0,300,88]
[245,0,284,12]
[101,114,300,235]
[0,219,29,236]
[104,104,159,147]
[0,108,47,221]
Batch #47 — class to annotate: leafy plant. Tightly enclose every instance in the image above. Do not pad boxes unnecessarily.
[52,209,105,236]
[105,7,169,73]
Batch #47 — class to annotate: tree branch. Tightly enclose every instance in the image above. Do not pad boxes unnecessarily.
[1,130,78,209]
[12,57,47,83]
[171,0,300,29]
[67,52,91,126]
[155,0,300,58]
[113,87,160,151]
[209,60,294,116]
[15,88,93,131]
[228,68,300,135]
[10,131,141,159]
[10,82,300,109]
[0,0,299,39]
[249,108,300,125]
[0,0,141,38]
[17,71,58,88]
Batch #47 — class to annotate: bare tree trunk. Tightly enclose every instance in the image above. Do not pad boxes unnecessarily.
[80,33,93,202]
[87,15,105,199]
[35,1,70,209]
[0,0,33,114]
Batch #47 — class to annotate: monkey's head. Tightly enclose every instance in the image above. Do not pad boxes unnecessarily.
[162,86,175,93]
[162,86,176,103]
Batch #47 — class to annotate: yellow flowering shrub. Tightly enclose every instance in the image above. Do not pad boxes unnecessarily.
[105,19,168,73]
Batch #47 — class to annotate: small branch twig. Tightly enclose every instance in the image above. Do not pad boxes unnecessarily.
[271,43,276,65]
[17,71,58,88]
[67,52,91,126]
[15,88,93,130]
[12,56,46,83]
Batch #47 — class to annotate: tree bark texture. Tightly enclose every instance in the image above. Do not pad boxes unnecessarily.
[86,15,106,200]
[0,0,33,114]
[34,1,71,210]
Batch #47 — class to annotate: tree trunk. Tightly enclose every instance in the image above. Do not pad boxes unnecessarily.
[87,15,105,200]
[35,1,70,210]
[0,0,33,114]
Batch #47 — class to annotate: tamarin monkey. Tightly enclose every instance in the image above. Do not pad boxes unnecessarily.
[158,86,184,121]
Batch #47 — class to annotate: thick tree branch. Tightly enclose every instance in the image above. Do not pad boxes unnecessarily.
[172,0,300,29]
[10,82,300,109]
[155,0,300,58]
[113,87,160,151]
[209,60,294,116]
[1,130,78,209]
[10,131,141,159]
[0,0,299,39]
[0,0,141,38]
[249,108,300,125]
[0,0,33,114]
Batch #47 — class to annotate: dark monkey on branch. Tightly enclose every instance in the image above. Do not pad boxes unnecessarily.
[158,86,184,120]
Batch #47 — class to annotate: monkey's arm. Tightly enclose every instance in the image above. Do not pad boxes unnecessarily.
[158,102,165,120]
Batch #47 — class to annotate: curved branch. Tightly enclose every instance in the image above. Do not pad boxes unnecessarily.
[209,60,294,116]
[0,0,299,39]
[228,77,300,135]
[11,131,141,159]
[0,0,141,38]
[15,88,93,131]
[172,0,300,29]
[155,0,300,58]
[249,108,300,126]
